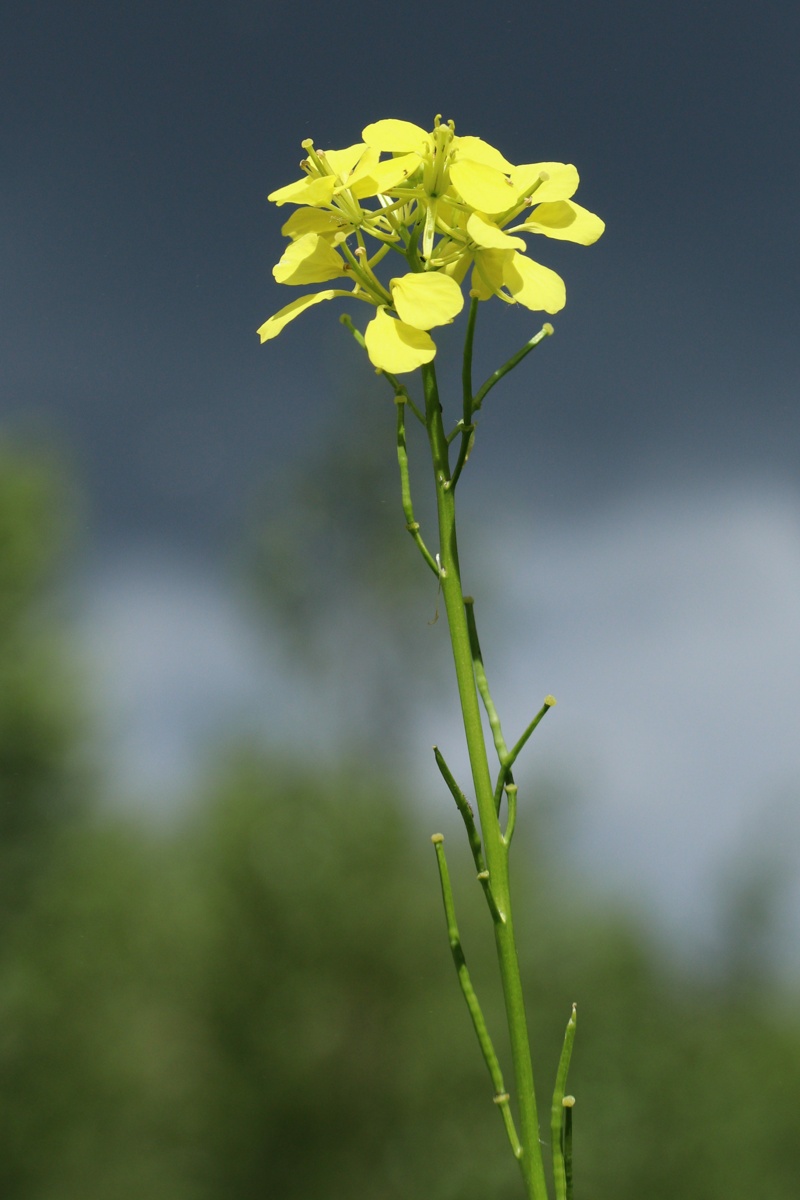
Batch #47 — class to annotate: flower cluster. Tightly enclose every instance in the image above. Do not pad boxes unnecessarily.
[258,117,604,374]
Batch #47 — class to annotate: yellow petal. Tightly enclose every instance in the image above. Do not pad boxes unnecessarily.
[452,135,515,173]
[348,153,421,198]
[449,160,518,215]
[470,263,494,301]
[272,232,348,285]
[466,211,525,251]
[257,290,346,341]
[442,254,471,286]
[361,119,430,152]
[517,200,605,245]
[267,174,337,208]
[390,272,464,330]
[321,142,369,180]
[509,163,579,204]
[436,195,466,231]
[281,207,349,241]
[364,308,436,373]
[505,253,566,314]
[471,249,512,299]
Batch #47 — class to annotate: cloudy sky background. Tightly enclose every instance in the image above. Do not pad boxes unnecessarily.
[3,1,800,960]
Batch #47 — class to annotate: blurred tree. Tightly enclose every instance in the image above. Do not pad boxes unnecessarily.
[0,816,205,1200]
[0,443,87,914]
[183,749,511,1200]
[0,440,799,1200]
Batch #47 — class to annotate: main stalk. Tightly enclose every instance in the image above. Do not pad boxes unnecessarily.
[421,363,549,1200]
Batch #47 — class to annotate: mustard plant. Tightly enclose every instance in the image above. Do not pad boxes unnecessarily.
[260,115,603,1200]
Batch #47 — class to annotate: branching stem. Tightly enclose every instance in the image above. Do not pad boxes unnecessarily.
[338,309,560,1200]
[473,323,554,412]
[432,834,521,1159]
[422,360,548,1200]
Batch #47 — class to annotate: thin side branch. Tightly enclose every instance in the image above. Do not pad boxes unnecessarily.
[446,295,480,491]
[464,597,509,763]
[473,323,554,412]
[339,314,425,423]
[494,696,557,804]
[396,397,440,578]
[433,746,486,874]
[431,834,521,1160]
[433,746,504,922]
[550,1005,577,1200]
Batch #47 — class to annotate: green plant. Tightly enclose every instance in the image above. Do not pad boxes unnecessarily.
[259,115,604,1200]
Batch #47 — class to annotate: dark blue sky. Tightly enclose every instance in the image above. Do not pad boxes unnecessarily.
[3,0,798,553]
[4,2,800,946]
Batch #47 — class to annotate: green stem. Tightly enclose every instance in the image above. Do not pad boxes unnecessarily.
[433,746,502,920]
[551,1005,577,1200]
[422,361,548,1200]
[563,1099,574,1200]
[339,315,425,423]
[461,294,479,422]
[431,834,522,1160]
[494,696,557,811]
[396,397,440,577]
[504,782,518,846]
[465,596,509,763]
[446,295,479,492]
[433,746,486,875]
[473,323,554,412]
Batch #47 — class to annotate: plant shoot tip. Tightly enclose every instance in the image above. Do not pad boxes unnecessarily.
[431,832,444,844]
[562,1095,576,1108]
[545,694,557,707]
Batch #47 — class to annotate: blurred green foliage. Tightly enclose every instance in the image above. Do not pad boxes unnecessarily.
[0,445,86,916]
[1,442,799,1199]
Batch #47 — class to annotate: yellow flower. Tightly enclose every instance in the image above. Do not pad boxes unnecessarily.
[470,249,566,314]
[258,116,604,370]
[358,272,464,372]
